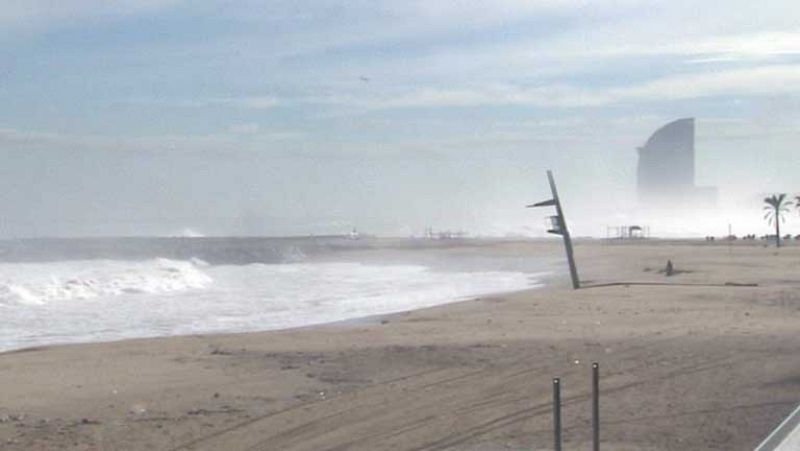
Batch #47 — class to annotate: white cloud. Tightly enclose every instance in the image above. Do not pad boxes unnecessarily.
[228,123,260,134]
[557,30,800,62]
[615,65,800,101]
[352,27,800,87]
[406,0,643,28]
[375,84,608,108]
[0,127,65,145]
[174,0,648,66]
[0,127,300,153]
[311,64,800,110]
[0,0,182,32]
[234,97,280,109]
[664,31,800,61]
[121,96,280,110]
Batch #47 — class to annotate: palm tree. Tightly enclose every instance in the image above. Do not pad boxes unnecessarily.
[764,194,791,247]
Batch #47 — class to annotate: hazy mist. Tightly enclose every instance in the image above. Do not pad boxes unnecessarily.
[1,1,799,238]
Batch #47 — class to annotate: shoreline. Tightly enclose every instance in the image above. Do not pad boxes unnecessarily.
[0,269,552,355]
[1,240,798,450]
[0,239,557,354]
[0,282,550,357]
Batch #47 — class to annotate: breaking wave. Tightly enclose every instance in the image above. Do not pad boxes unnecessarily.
[0,258,211,305]
[0,245,549,352]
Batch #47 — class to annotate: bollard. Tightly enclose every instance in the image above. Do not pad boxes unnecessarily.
[553,377,562,451]
[592,362,600,451]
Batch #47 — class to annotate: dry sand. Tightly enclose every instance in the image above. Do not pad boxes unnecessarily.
[0,240,798,450]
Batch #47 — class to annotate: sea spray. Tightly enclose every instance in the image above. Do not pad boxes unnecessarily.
[0,238,554,351]
[0,258,212,305]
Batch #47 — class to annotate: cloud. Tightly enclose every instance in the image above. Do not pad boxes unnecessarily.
[185,96,281,110]
[556,30,800,62]
[664,31,800,61]
[338,27,800,88]
[0,0,183,33]
[383,85,608,108]
[233,97,280,109]
[145,0,648,68]
[615,64,800,101]
[307,64,800,110]
[0,127,67,145]
[399,0,643,29]
[0,127,301,153]
[700,117,800,142]
[228,123,260,134]
[4,3,800,132]
[120,96,280,110]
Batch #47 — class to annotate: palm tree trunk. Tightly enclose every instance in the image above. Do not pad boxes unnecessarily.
[776,211,781,248]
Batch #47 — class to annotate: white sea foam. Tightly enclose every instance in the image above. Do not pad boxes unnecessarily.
[0,259,212,305]
[0,259,542,351]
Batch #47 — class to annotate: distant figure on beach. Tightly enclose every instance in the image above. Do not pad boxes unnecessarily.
[666,260,674,277]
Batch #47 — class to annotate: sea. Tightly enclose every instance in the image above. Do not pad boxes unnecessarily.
[0,237,552,352]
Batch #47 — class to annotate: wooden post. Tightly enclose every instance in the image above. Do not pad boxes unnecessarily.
[592,362,600,451]
[553,378,562,451]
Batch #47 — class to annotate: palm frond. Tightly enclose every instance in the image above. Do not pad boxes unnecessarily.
[763,193,790,226]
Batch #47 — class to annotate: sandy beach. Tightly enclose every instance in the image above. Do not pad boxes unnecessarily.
[1,239,798,450]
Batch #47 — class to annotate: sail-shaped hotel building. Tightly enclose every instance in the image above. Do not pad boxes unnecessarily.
[637,118,717,209]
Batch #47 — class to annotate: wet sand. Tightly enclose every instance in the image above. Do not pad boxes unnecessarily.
[1,240,798,450]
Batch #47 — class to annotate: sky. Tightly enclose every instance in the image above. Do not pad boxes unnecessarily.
[1,0,799,238]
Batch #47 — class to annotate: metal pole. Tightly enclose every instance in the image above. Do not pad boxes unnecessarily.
[553,377,562,451]
[528,171,580,289]
[546,170,580,289]
[592,362,600,451]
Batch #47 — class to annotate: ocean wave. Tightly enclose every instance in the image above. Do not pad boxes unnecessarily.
[0,258,212,305]
[0,254,549,352]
